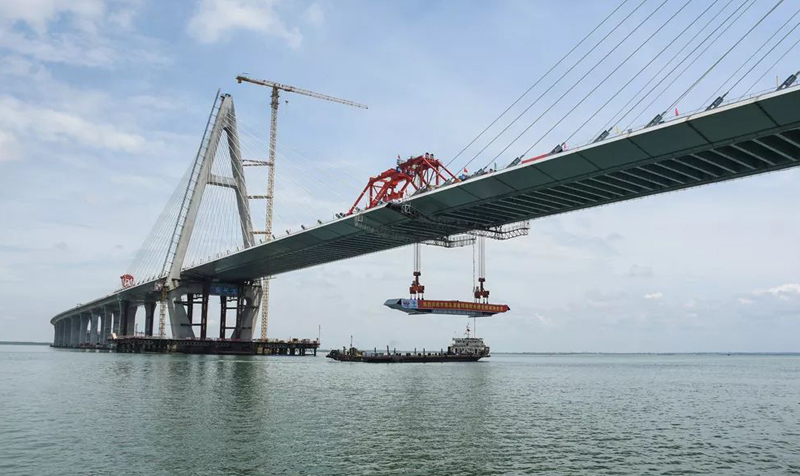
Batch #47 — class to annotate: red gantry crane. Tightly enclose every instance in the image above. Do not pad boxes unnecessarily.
[348,153,457,214]
[349,154,512,318]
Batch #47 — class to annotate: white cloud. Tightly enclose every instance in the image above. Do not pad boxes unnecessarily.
[0,29,116,67]
[738,298,754,305]
[0,95,145,154]
[532,312,554,327]
[627,264,653,278]
[304,3,324,26]
[0,129,22,162]
[187,0,302,48]
[644,292,663,300]
[0,0,104,35]
[0,264,23,282]
[0,55,51,80]
[0,0,167,68]
[754,283,800,297]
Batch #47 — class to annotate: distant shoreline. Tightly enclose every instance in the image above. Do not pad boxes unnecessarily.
[0,341,51,346]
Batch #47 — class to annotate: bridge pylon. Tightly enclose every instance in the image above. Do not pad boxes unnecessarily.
[158,92,258,339]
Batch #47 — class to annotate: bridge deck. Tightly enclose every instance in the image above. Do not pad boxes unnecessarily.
[52,85,800,324]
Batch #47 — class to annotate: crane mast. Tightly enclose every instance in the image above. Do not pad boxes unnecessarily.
[236,75,367,340]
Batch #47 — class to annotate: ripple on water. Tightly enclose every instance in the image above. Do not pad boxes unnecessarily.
[0,349,798,475]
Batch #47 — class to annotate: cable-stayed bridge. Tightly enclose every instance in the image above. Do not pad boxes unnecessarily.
[49,0,800,348]
[50,84,800,347]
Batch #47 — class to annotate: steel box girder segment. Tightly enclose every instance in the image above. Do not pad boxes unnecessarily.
[348,154,457,214]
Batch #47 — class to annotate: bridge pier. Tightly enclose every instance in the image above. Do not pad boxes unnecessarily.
[101,307,111,344]
[144,302,156,337]
[80,313,90,346]
[53,320,62,347]
[164,281,261,340]
[167,288,195,339]
[118,301,137,336]
[111,306,120,336]
[89,313,98,346]
[70,315,80,347]
[118,302,126,336]
[231,284,261,341]
[200,283,210,340]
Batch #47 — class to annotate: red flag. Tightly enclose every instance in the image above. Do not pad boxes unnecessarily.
[463,168,468,173]
[675,107,679,116]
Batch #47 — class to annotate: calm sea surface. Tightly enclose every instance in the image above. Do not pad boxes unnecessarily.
[0,346,798,475]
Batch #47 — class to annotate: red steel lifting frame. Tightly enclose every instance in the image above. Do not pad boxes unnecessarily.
[348,154,457,215]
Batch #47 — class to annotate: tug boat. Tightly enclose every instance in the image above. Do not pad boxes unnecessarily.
[326,325,489,363]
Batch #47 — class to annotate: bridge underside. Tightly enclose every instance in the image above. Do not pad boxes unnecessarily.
[51,85,800,331]
[181,86,800,282]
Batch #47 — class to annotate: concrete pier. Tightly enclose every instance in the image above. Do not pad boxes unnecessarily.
[50,280,286,353]
[144,302,156,337]
[90,314,98,345]
[50,305,116,349]
[101,308,111,345]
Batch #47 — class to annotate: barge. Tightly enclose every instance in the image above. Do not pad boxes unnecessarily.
[327,326,489,363]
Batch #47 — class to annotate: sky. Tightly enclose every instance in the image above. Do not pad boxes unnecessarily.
[0,0,799,351]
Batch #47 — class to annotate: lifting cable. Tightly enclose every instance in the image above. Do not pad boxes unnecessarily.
[471,238,476,292]
[453,0,648,173]
[601,0,735,137]
[568,0,718,145]
[623,0,756,130]
[744,29,800,94]
[664,0,785,116]
[514,0,686,162]
[444,0,630,169]
[707,8,800,105]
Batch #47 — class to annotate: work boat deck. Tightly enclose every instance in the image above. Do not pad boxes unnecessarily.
[327,326,489,363]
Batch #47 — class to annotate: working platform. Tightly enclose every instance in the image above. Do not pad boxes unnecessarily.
[384,298,509,317]
[111,336,319,355]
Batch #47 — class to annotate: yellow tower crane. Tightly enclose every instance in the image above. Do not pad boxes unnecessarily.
[236,75,368,340]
